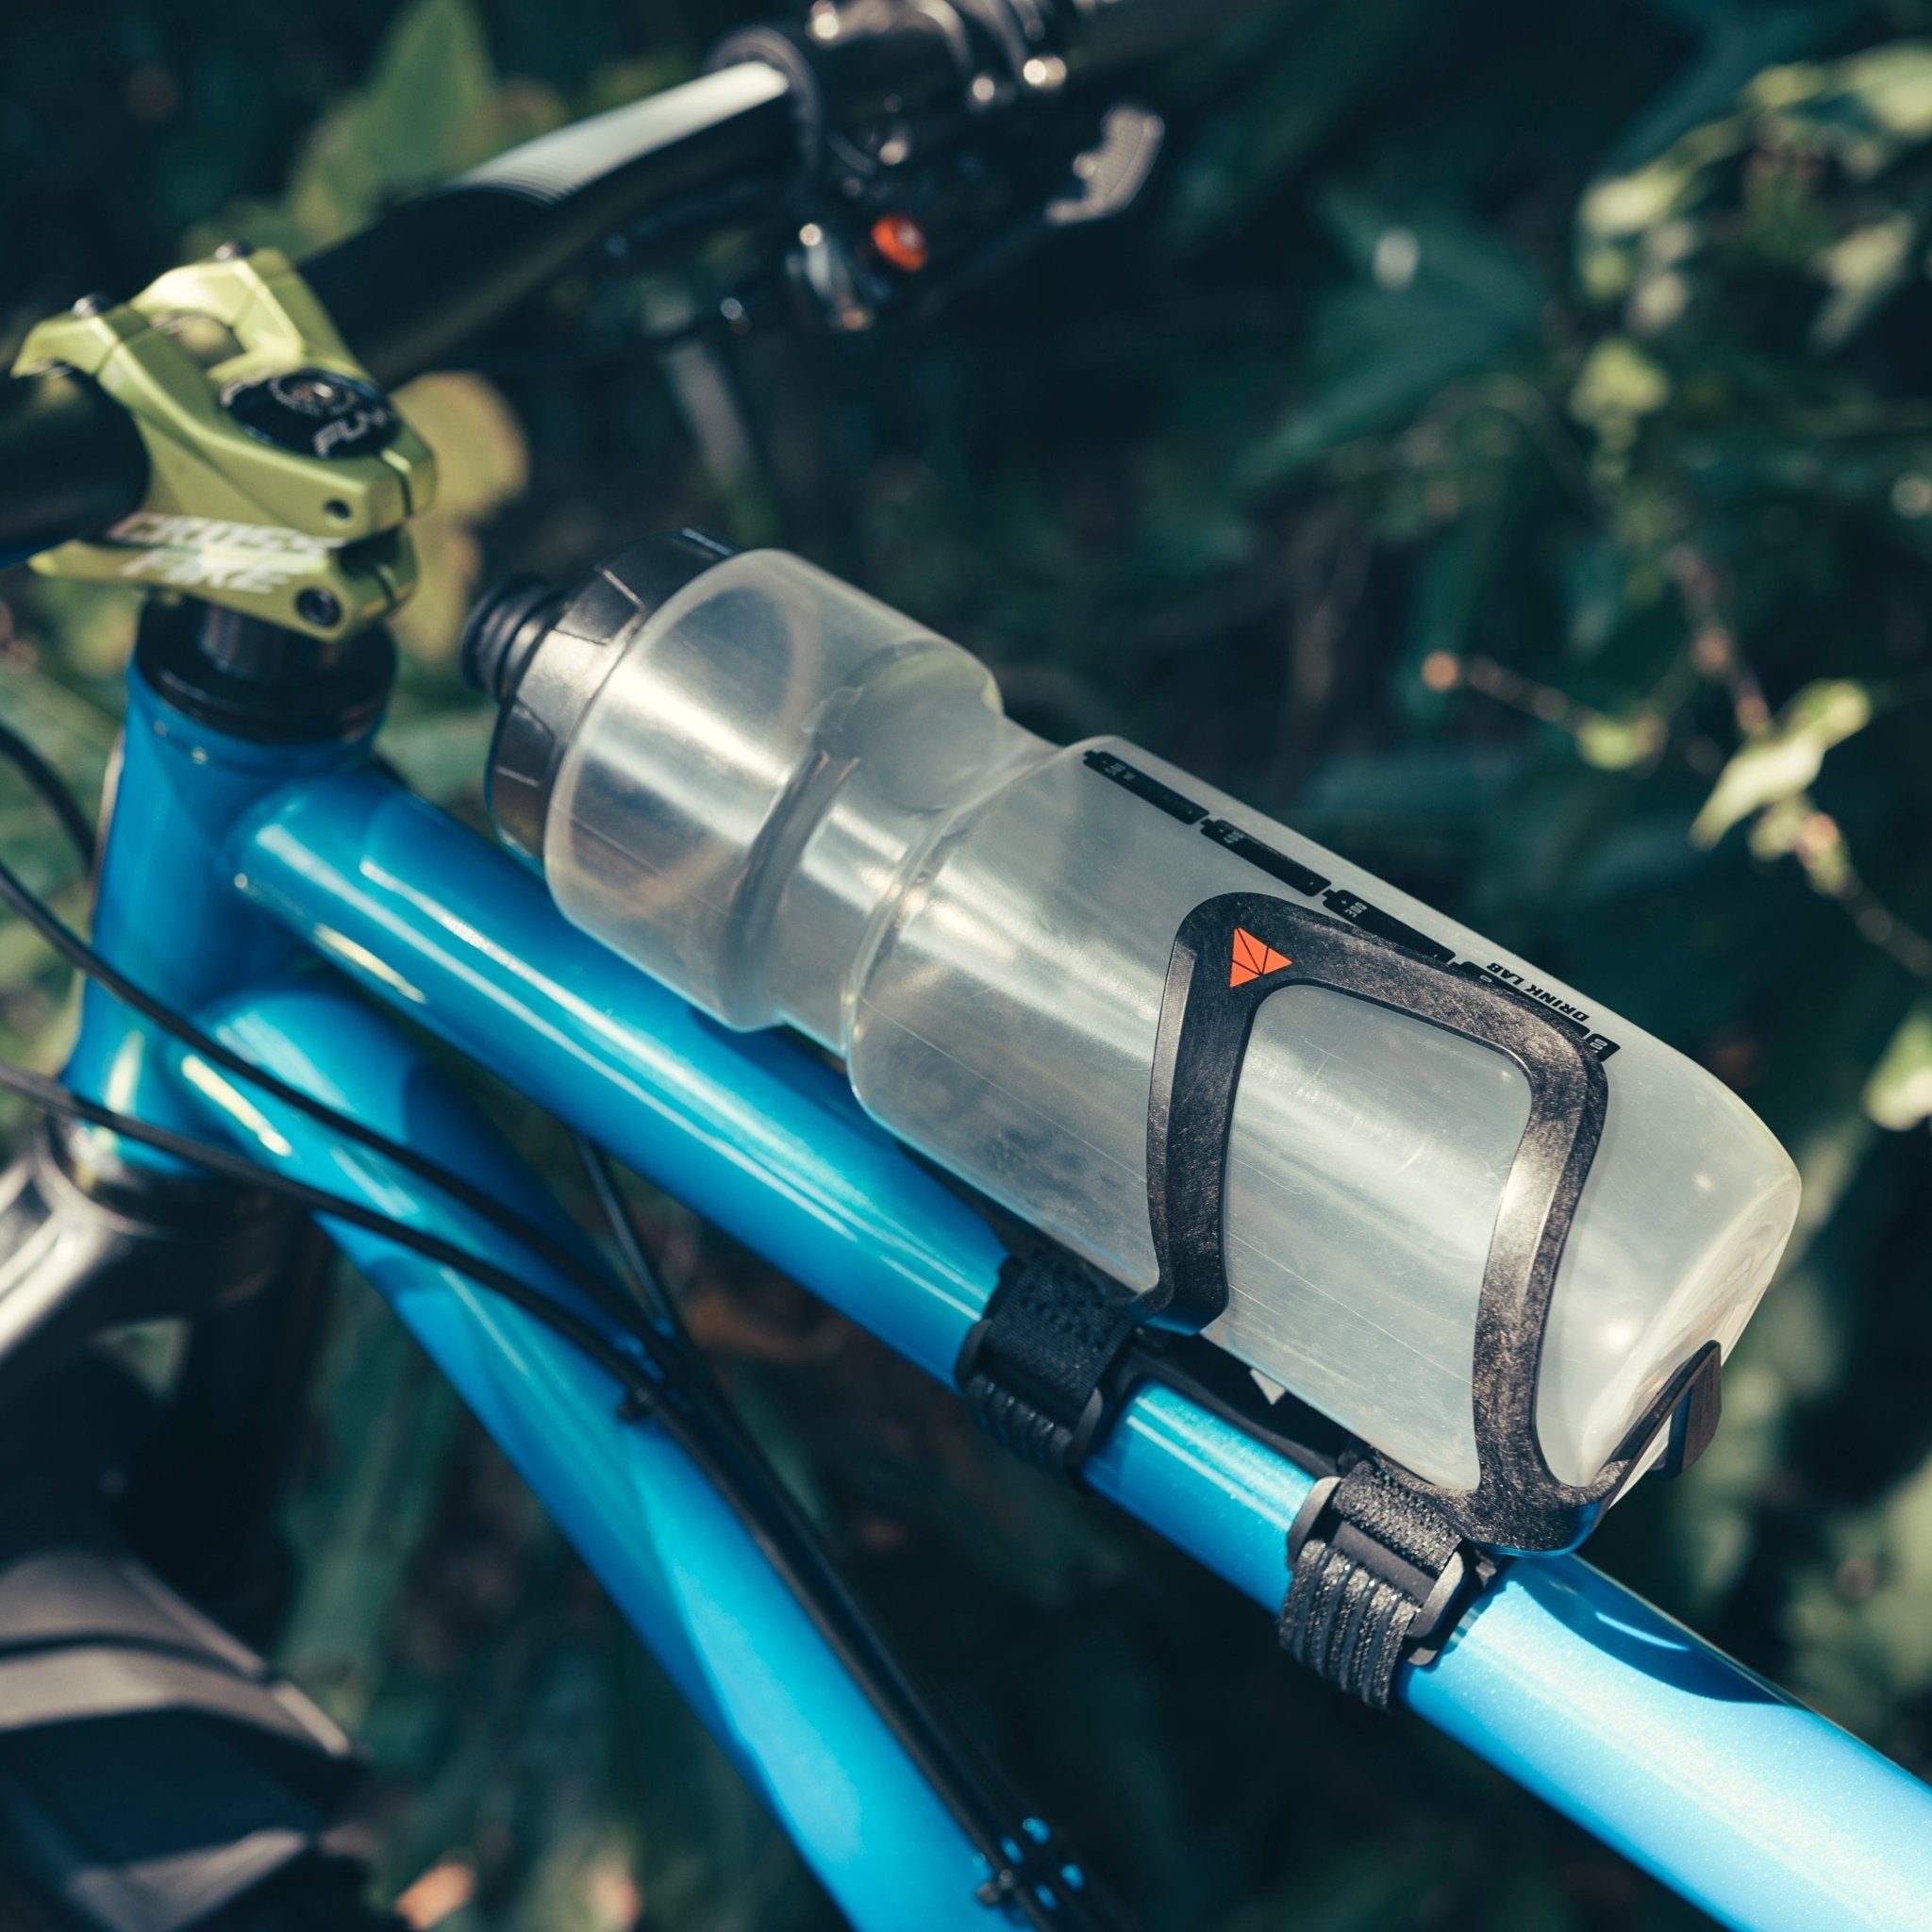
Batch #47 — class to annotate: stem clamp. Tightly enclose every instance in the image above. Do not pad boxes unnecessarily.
[13,247,435,641]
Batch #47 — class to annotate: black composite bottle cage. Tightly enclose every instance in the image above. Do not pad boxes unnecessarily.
[1145,891,1720,1557]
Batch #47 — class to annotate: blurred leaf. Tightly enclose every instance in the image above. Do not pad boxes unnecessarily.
[379,704,496,802]
[187,0,566,258]
[10,577,141,685]
[286,0,550,242]
[390,371,530,664]
[1158,0,1438,250]
[1689,677,1873,844]
[0,650,120,762]
[1570,336,1672,435]
[1600,0,1860,175]
[1863,993,1932,1125]
[1396,480,1533,718]
[1579,39,1932,304]
[1563,536,1630,658]
[1575,708,1668,768]
[1813,38,1932,166]
[1811,211,1917,346]
[1788,1443,1932,1731]
[1577,113,1754,292]
[1243,201,1545,482]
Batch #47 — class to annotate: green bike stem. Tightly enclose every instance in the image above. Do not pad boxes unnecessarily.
[11,248,436,641]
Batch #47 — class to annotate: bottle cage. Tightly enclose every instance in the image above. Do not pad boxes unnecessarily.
[958,892,1724,1702]
[1145,891,1719,1556]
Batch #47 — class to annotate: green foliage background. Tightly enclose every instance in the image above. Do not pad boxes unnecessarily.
[5,0,1932,1925]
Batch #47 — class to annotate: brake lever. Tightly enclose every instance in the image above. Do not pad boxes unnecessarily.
[780,101,1165,332]
[536,98,1164,353]
[1043,102,1166,227]
[900,102,1162,322]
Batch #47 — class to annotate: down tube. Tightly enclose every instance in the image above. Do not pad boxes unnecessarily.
[234,772,1932,1932]
[175,976,1000,1932]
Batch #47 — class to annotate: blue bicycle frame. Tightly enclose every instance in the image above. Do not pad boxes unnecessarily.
[56,654,1932,1931]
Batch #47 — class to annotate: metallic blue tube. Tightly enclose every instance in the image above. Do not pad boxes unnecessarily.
[1414,1562,1932,1931]
[172,976,1009,1932]
[64,671,355,1142]
[230,769,1932,1932]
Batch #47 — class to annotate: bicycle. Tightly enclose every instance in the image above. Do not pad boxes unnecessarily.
[0,3,1927,1927]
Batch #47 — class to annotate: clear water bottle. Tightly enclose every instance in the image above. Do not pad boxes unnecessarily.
[466,536,1800,1498]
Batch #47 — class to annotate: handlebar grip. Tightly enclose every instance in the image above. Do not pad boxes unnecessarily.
[0,367,149,571]
[1056,0,1286,75]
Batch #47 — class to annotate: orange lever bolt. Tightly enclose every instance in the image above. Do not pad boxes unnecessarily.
[869,212,930,274]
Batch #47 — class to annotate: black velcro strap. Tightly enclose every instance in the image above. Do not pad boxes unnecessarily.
[955,1250,1143,1478]
[1278,1463,1485,1708]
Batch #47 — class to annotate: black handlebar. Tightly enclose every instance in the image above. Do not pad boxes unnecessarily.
[305,62,800,391]
[0,0,1280,571]
[307,0,1267,391]
[0,58,802,570]
[0,368,150,568]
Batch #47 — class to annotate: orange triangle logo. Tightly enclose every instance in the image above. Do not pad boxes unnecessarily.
[1229,927,1292,988]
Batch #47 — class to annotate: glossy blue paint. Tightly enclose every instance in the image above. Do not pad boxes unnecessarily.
[1413,1561,1932,1931]
[221,766,1932,1932]
[235,769,1001,1380]
[64,672,365,1145]
[171,975,1006,1932]
[55,676,1932,1929]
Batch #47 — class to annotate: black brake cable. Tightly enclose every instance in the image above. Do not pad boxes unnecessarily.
[573,1131,686,1337]
[0,802,1064,1877]
[0,841,658,1342]
[566,1129,1115,1923]
[0,715,96,870]
[0,742,1117,1929]
[0,1049,1108,1928]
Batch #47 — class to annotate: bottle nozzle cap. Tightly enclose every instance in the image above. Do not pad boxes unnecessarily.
[460,573,562,702]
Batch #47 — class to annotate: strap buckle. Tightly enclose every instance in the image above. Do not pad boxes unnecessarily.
[954,1249,1141,1479]
[1280,1465,1496,1708]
